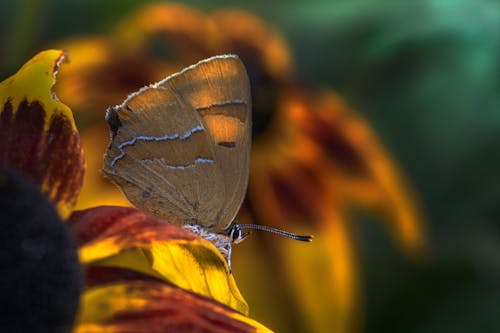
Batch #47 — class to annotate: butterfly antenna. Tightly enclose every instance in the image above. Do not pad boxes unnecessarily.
[238,224,312,242]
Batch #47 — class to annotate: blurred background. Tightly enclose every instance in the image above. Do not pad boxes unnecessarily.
[1,0,499,332]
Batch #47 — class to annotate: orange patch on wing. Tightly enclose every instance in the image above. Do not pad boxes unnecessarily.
[204,114,243,143]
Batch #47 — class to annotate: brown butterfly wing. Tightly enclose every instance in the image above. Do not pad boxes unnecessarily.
[103,55,251,232]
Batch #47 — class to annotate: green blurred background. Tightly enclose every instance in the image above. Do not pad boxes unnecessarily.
[1,0,499,332]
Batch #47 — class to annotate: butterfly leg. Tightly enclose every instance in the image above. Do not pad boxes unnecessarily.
[226,242,233,273]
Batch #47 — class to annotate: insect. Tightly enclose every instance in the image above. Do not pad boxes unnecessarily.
[103,55,311,270]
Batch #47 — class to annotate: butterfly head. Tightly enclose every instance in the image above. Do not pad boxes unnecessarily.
[227,223,251,244]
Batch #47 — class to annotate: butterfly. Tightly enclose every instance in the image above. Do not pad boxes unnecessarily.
[103,55,311,270]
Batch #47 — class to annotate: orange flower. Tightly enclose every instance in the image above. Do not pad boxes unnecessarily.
[53,3,426,332]
[0,50,271,332]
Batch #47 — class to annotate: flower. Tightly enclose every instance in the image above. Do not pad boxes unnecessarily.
[53,3,426,331]
[0,166,81,332]
[0,50,82,332]
[0,49,271,332]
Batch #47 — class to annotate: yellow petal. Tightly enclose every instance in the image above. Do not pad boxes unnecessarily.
[76,280,272,332]
[0,50,84,218]
[70,206,249,314]
[0,50,76,131]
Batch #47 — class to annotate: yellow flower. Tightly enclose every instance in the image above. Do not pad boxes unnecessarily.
[0,49,271,332]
